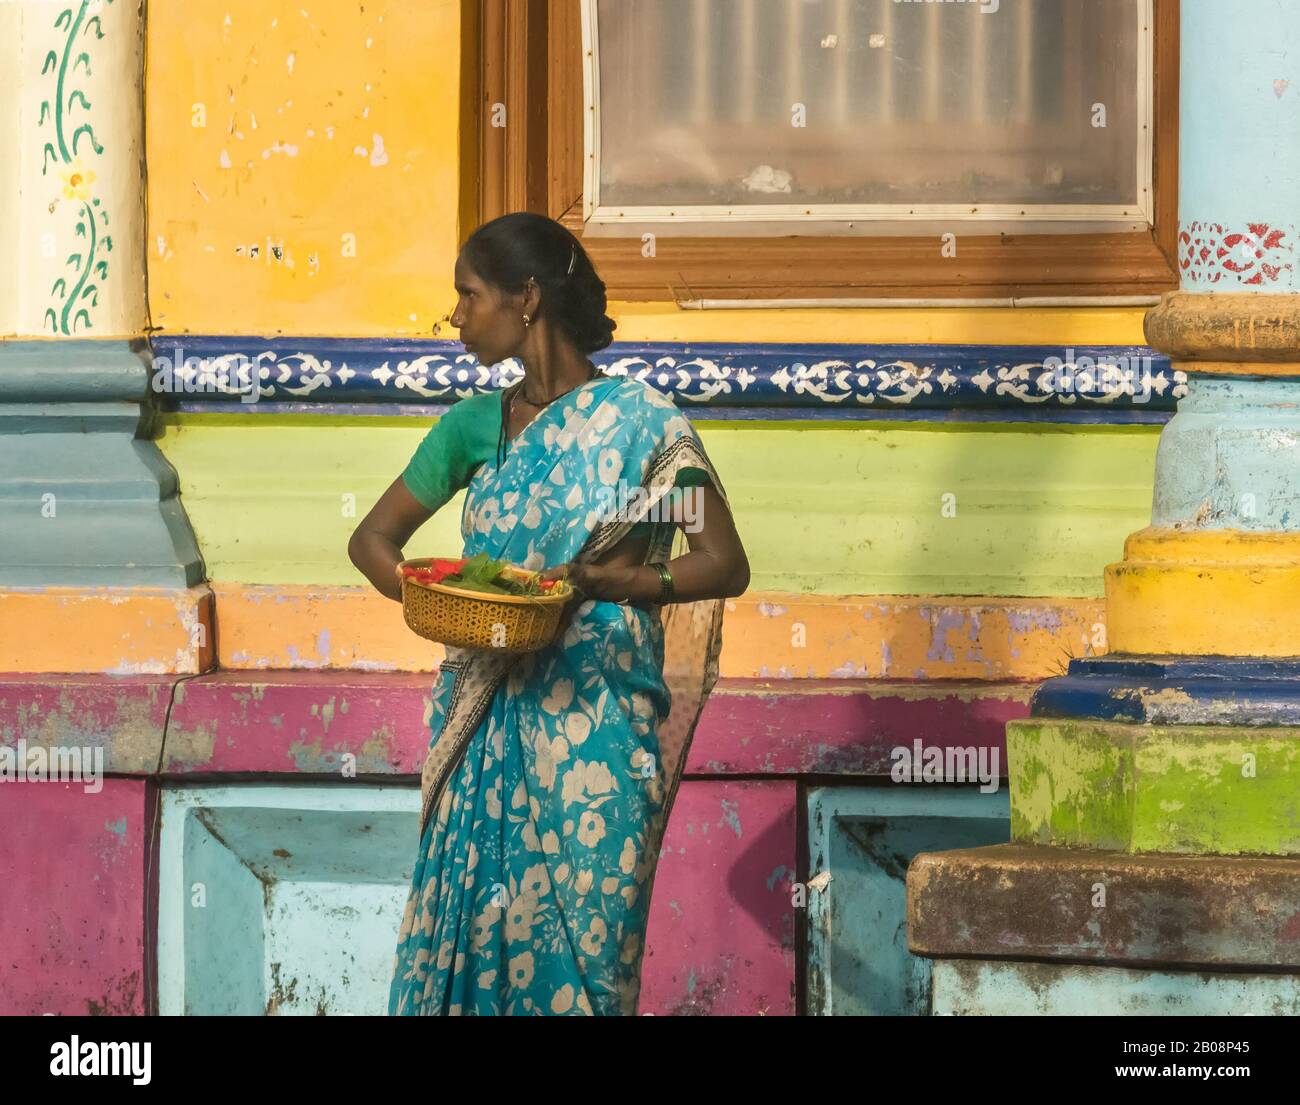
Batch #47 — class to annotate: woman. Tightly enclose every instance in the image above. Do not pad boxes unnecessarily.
[348,212,750,1016]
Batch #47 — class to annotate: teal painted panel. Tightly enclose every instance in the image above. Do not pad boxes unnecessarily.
[933,958,1300,1016]
[158,785,420,1015]
[807,786,1009,1016]
[0,340,204,587]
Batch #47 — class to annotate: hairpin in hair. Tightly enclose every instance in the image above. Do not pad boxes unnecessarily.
[566,244,577,276]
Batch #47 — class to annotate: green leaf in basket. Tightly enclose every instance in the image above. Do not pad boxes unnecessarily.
[441,551,551,597]
[443,552,503,585]
[438,575,513,595]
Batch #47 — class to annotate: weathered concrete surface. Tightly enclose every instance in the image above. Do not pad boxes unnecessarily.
[0,673,172,774]
[1009,717,1300,854]
[640,780,797,1016]
[1,671,1017,1016]
[932,957,1300,1016]
[157,672,1029,778]
[809,787,1009,1016]
[909,843,1300,968]
[211,582,1110,681]
[0,779,153,1015]
[156,786,420,1016]
[1106,528,1300,655]
[1150,380,1300,534]
[153,780,795,1017]
[1146,293,1300,361]
[0,672,1027,781]
[1032,655,1300,726]
[682,678,1025,775]
[162,670,435,775]
[0,585,214,674]
[209,583,445,672]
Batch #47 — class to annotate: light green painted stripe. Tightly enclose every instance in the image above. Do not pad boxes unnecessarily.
[1009,718,1300,855]
[153,415,1159,594]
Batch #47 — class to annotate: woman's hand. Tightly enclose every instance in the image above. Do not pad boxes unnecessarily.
[539,561,650,604]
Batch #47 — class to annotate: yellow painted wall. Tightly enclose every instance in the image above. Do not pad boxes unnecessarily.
[607,304,1148,346]
[129,2,1161,677]
[142,1,1151,349]
[146,0,464,335]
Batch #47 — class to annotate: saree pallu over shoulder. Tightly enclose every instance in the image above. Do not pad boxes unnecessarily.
[391,376,728,1016]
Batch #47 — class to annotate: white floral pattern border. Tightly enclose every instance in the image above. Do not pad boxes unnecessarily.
[148,337,1187,415]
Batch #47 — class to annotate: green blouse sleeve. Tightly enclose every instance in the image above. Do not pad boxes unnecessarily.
[627,465,713,536]
[401,403,482,513]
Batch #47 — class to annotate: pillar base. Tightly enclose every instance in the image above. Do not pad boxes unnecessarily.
[1105,528,1300,655]
[909,844,1300,1014]
[1008,717,1300,855]
[1032,655,1300,725]
[0,340,205,590]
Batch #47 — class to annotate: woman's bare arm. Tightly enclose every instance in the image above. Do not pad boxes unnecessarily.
[544,482,750,604]
[347,477,436,603]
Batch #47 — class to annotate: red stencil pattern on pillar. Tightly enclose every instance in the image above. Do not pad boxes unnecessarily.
[1179,221,1295,285]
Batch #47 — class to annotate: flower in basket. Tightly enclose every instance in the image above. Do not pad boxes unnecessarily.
[403,553,565,597]
[401,557,470,585]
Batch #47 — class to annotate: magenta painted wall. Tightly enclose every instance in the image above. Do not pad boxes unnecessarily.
[0,779,154,1015]
[0,671,1020,1015]
[641,780,798,1016]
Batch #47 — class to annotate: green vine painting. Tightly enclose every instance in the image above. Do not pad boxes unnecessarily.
[40,0,116,335]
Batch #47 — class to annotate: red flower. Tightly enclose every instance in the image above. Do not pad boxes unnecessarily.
[403,557,470,585]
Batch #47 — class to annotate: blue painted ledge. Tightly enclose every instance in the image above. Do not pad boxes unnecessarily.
[1032,656,1300,725]
[148,337,1182,422]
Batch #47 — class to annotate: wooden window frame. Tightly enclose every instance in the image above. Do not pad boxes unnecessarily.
[468,0,1179,302]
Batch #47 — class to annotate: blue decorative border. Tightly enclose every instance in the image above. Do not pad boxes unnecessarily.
[148,337,1184,420]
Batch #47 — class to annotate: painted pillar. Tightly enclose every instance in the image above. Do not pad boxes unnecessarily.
[907,0,1300,1013]
[0,0,209,673]
[0,0,145,336]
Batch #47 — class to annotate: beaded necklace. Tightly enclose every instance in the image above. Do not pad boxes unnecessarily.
[495,365,601,469]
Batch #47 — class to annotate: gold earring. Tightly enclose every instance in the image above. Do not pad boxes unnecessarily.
[522,314,531,327]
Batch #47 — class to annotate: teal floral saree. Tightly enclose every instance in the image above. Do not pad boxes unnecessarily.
[389,374,727,1016]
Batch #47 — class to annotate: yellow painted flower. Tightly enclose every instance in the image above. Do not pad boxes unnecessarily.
[520,863,551,899]
[61,162,95,201]
[576,809,606,847]
[504,893,537,943]
[470,904,500,952]
[579,916,608,957]
[521,820,542,853]
[508,950,535,989]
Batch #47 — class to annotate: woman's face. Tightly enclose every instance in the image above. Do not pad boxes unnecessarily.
[450,254,524,366]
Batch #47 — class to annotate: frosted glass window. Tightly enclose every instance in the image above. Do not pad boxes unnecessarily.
[592,0,1146,217]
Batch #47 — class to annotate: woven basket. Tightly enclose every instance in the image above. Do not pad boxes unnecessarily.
[398,558,574,653]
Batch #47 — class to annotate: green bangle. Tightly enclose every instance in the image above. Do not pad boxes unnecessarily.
[653,562,674,603]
